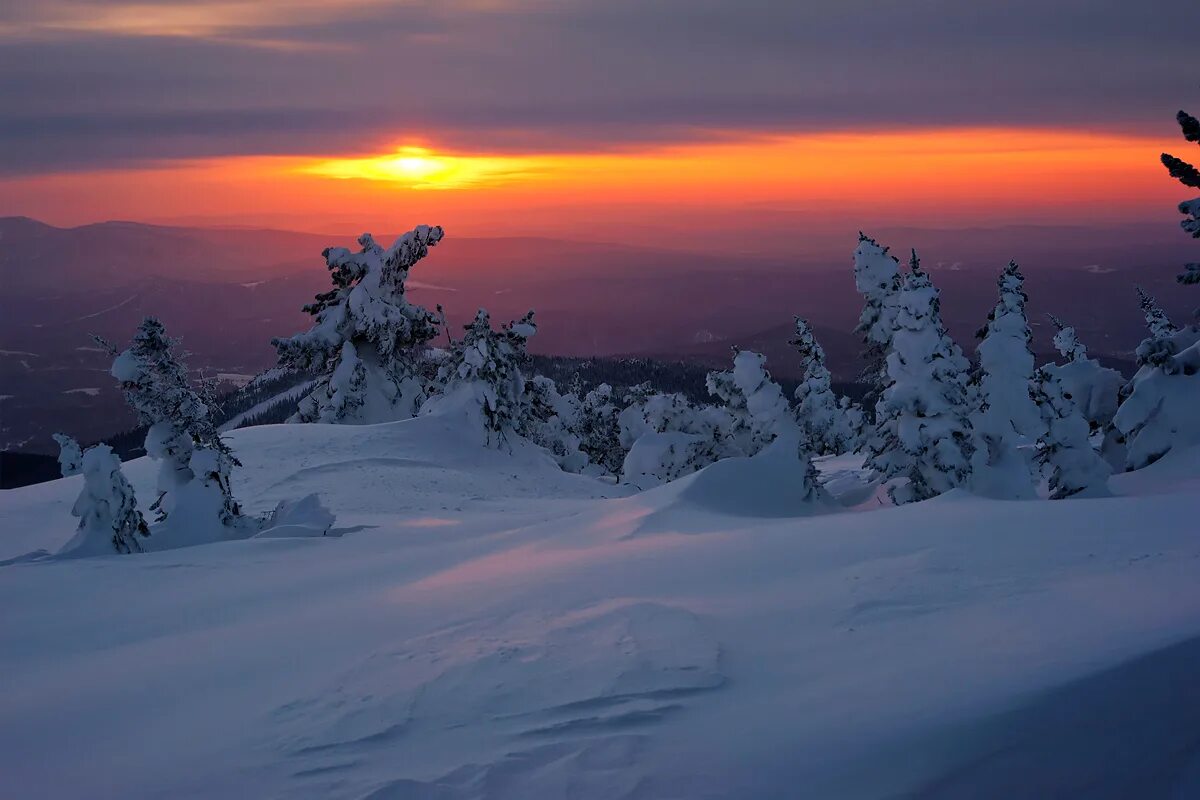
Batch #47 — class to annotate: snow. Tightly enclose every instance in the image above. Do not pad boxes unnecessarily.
[2,416,1200,798]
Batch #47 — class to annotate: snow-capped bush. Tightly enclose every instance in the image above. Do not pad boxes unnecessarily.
[62,444,150,556]
[790,317,862,456]
[1034,367,1111,499]
[273,226,444,424]
[968,262,1043,499]
[110,317,239,523]
[52,433,82,477]
[423,309,537,447]
[866,253,974,505]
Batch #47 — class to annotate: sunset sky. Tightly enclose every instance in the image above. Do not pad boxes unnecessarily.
[1,0,1195,245]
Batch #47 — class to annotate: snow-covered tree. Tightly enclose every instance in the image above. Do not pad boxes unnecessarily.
[169,445,246,532]
[518,375,587,472]
[701,349,827,499]
[1033,367,1111,499]
[1044,315,1125,469]
[575,383,625,476]
[968,262,1043,499]
[1161,108,1199,285]
[110,317,238,522]
[618,390,731,487]
[726,350,796,456]
[1048,315,1088,363]
[63,444,150,556]
[52,433,82,477]
[1113,324,1200,469]
[790,317,862,455]
[1116,107,1200,464]
[273,226,444,423]
[705,355,755,458]
[1137,287,1177,341]
[423,309,536,446]
[866,252,974,504]
[853,233,903,401]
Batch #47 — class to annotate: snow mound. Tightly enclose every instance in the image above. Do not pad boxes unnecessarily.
[663,437,834,519]
[255,493,336,539]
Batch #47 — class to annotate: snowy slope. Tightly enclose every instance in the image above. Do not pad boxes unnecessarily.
[1,417,1199,798]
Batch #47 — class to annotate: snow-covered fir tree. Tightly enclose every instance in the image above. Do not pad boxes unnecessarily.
[790,317,862,455]
[169,445,246,532]
[1048,315,1087,363]
[853,234,903,402]
[63,444,150,556]
[1161,107,1199,285]
[110,317,239,522]
[575,383,625,476]
[273,226,444,423]
[52,433,82,477]
[866,252,974,504]
[1137,287,1177,342]
[702,349,827,500]
[968,262,1043,499]
[518,375,587,472]
[1111,106,1200,468]
[1113,320,1200,469]
[1043,315,1125,469]
[617,388,731,488]
[424,309,537,446]
[705,355,755,458]
[726,350,796,456]
[1033,367,1111,498]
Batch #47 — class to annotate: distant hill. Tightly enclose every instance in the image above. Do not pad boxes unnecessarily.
[0,217,1190,452]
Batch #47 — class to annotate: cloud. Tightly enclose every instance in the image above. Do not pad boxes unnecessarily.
[0,0,1196,175]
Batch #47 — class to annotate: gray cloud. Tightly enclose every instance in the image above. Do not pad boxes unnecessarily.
[0,0,1195,175]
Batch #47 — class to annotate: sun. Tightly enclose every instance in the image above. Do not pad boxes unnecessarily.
[300,146,533,189]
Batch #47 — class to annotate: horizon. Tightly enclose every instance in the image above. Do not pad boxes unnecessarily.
[2,2,1197,246]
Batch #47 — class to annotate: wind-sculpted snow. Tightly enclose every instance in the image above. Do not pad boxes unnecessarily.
[269,601,723,796]
[2,416,1200,798]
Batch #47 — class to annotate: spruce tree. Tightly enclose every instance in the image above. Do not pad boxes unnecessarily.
[1161,108,1199,285]
[64,444,151,555]
[968,262,1043,499]
[110,317,238,521]
[853,233,903,404]
[1044,315,1125,469]
[1117,103,1200,464]
[1034,367,1111,498]
[1136,287,1177,342]
[52,433,82,477]
[790,317,862,455]
[866,252,974,504]
[273,226,444,423]
[425,309,537,446]
[575,383,625,476]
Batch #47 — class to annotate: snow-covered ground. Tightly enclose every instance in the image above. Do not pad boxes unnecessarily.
[2,416,1200,798]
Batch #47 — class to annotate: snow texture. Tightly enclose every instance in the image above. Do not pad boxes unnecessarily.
[3,416,1200,798]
